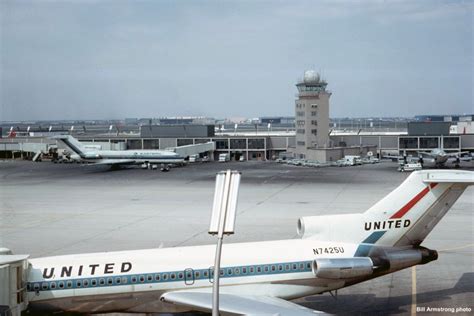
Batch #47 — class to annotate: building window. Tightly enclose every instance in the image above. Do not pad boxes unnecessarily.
[297,129,305,134]
[311,120,317,126]
[230,139,247,149]
[443,137,460,149]
[311,104,318,108]
[420,137,439,149]
[311,129,317,135]
[215,139,229,150]
[296,120,305,127]
[311,111,317,116]
[399,137,418,149]
[297,141,305,146]
[177,139,193,146]
[296,111,305,117]
[248,139,264,149]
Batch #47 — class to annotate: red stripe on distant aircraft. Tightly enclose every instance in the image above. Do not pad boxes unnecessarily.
[390,183,438,219]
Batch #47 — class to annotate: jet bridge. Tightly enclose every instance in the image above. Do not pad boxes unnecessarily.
[168,141,215,159]
[0,250,29,316]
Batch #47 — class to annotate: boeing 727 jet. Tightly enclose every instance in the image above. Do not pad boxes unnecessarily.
[53,135,184,166]
[1,170,473,315]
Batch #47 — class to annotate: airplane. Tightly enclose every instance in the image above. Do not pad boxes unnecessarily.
[385,148,472,168]
[52,135,185,167]
[2,169,473,315]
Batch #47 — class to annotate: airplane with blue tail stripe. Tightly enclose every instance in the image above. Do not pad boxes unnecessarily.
[2,170,473,315]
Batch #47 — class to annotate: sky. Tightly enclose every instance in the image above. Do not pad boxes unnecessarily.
[0,0,472,121]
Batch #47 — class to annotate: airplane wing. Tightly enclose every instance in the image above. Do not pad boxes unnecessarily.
[160,291,327,315]
[91,159,137,166]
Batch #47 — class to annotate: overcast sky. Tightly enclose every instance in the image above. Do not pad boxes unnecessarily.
[1,0,472,121]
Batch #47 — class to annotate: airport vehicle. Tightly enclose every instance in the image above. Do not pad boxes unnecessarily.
[218,153,230,162]
[2,170,473,315]
[53,135,184,167]
[189,154,201,163]
[398,162,423,172]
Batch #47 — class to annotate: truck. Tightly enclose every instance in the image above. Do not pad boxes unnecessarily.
[218,153,230,162]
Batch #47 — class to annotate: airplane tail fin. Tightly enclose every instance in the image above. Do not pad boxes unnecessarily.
[363,170,473,247]
[52,135,88,158]
[298,170,473,247]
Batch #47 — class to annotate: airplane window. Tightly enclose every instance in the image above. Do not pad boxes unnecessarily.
[100,278,106,285]
[203,271,208,277]
[67,281,72,288]
[257,267,262,273]
[170,273,176,280]
[76,281,82,288]
[235,268,240,275]
[242,267,247,274]
[219,269,224,277]
[306,263,311,269]
[250,267,254,273]
[186,272,192,279]
[27,284,31,291]
[163,274,168,280]
[139,276,145,282]
[83,280,89,287]
[107,278,113,285]
[58,282,64,289]
[285,264,290,271]
[115,277,121,284]
[195,271,200,278]
[264,266,269,272]
[178,273,184,279]
[300,263,304,270]
[292,264,297,270]
[50,282,56,289]
[227,268,232,276]
[278,265,283,271]
[155,274,160,281]
[147,275,153,282]
[131,277,137,283]
[271,265,276,272]
[34,284,40,291]
[91,279,97,286]
[122,277,127,284]
[42,283,48,290]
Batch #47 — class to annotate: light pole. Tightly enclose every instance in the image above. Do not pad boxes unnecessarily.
[208,170,241,316]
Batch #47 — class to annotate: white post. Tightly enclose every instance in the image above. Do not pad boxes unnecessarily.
[209,170,241,316]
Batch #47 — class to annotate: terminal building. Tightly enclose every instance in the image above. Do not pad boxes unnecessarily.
[1,70,474,161]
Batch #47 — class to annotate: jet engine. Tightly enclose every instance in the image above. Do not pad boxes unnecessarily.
[311,247,438,280]
[312,257,374,279]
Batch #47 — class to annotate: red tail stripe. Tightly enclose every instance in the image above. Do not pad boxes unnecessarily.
[390,182,438,219]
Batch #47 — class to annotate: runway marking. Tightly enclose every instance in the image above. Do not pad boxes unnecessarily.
[438,243,474,252]
[411,266,417,316]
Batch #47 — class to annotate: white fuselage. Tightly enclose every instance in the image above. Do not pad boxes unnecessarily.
[27,239,361,313]
[76,150,184,164]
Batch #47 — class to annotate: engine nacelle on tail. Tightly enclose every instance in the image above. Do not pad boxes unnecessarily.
[297,214,364,240]
[312,257,374,279]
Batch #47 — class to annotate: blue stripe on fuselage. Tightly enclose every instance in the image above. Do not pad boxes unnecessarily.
[354,231,386,257]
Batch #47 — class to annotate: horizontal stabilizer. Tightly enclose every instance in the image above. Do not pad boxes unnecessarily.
[423,170,474,184]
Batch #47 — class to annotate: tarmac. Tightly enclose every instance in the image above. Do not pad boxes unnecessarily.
[0,159,473,315]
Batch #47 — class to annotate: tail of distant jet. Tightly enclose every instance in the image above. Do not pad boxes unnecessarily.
[52,135,88,158]
[298,170,474,247]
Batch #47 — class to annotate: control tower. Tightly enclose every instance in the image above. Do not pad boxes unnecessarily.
[295,70,331,158]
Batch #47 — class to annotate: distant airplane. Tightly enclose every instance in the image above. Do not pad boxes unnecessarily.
[417,148,471,167]
[3,170,473,315]
[386,148,472,168]
[53,135,184,167]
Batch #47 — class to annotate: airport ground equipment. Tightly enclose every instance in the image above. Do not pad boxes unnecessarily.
[1,170,473,314]
[0,249,29,316]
